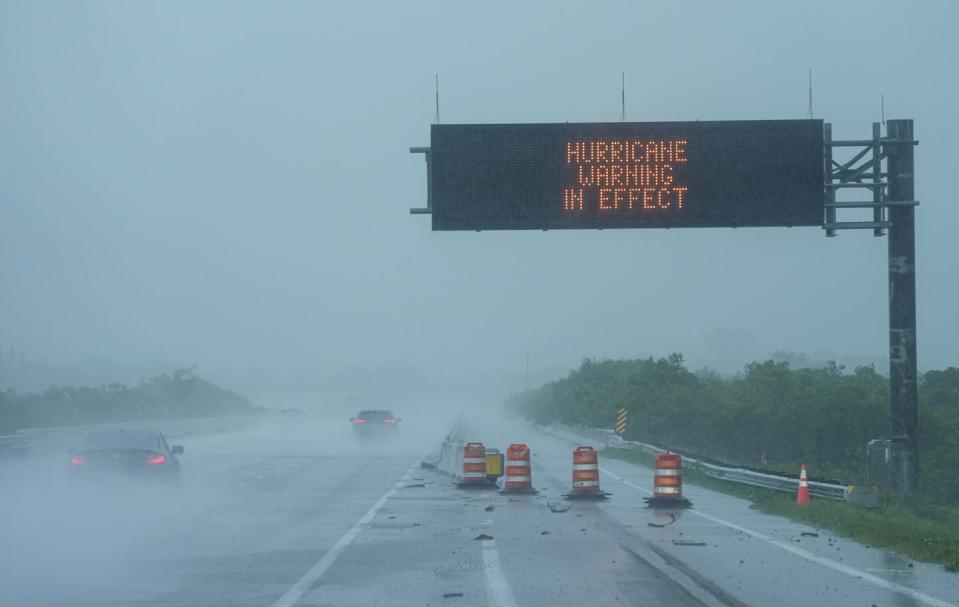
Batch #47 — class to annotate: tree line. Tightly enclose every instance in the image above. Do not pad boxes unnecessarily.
[0,368,259,435]
[507,355,959,503]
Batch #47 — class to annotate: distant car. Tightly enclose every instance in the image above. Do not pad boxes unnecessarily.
[350,409,401,435]
[275,408,308,425]
[69,430,182,482]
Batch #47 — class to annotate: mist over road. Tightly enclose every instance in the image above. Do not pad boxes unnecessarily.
[2,402,956,607]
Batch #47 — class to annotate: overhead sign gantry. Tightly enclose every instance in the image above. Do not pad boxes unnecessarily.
[410,117,919,494]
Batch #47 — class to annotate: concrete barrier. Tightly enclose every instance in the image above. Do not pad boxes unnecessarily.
[423,420,468,481]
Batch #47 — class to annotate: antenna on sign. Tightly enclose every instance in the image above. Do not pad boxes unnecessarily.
[525,352,530,391]
[620,71,626,122]
[807,68,813,118]
[434,73,440,124]
[881,93,886,125]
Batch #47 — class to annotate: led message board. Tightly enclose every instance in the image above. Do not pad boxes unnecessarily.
[429,120,824,231]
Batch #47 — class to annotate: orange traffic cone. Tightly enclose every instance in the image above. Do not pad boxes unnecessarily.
[796,464,810,506]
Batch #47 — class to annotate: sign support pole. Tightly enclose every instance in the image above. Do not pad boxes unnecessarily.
[885,119,918,493]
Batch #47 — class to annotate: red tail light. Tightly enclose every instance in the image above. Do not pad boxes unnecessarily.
[146,454,166,465]
[352,418,367,424]
[71,456,86,465]
[383,418,397,424]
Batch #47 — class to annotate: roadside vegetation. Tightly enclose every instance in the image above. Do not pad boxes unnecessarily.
[507,354,959,502]
[0,368,258,434]
[507,355,959,568]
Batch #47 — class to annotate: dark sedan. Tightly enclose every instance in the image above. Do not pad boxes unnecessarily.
[350,409,401,436]
[70,430,183,482]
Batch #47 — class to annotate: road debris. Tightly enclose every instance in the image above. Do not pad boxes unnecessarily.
[866,568,916,575]
[472,533,494,541]
[647,514,677,528]
[404,483,427,488]
[801,532,819,537]
[443,592,464,598]
[672,540,707,547]
[541,531,550,535]
[547,500,571,513]
[484,504,495,512]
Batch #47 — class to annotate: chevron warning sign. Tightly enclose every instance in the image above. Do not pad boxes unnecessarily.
[615,408,628,435]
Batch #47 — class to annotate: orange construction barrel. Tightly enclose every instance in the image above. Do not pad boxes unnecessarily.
[645,451,691,508]
[501,443,536,493]
[565,446,610,499]
[460,442,489,486]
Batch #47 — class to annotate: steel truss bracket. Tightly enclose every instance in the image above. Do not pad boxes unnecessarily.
[823,122,920,236]
[409,146,432,215]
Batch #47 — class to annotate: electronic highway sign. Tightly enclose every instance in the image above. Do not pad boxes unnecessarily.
[428,119,824,231]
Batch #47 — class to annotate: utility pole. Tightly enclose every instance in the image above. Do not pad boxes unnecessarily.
[525,352,530,391]
[885,119,918,493]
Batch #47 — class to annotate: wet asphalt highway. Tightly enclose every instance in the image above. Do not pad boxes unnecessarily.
[1,415,957,607]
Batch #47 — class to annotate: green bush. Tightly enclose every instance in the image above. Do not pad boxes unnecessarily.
[508,356,959,503]
[0,368,256,434]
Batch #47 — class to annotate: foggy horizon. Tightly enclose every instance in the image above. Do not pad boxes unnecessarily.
[3,1,957,395]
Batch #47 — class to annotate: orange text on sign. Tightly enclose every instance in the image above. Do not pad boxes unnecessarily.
[563,140,689,213]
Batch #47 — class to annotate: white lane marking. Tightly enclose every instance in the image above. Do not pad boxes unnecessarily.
[481,539,518,607]
[599,466,956,607]
[268,461,418,607]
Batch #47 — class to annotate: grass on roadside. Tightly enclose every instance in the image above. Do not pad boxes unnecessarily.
[602,447,959,572]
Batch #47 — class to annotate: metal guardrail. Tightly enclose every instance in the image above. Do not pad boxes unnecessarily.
[0,414,268,457]
[695,459,848,501]
[543,423,849,501]
[0,432,32,457]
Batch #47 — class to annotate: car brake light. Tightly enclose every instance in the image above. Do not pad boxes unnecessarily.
[146,454,166,465]
[71,456,86,465]
[352,418,367,424]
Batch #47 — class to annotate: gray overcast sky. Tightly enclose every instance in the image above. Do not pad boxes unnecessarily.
[1,1,956,389]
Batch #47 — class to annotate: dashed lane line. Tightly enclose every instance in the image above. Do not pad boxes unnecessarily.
[482,539,519,607]
[268,460,418,607]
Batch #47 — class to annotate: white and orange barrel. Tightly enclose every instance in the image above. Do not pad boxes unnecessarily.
[653,452,683,500]
[461,442,488,484]
[503,443,533,491]
[571,446,601,494]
